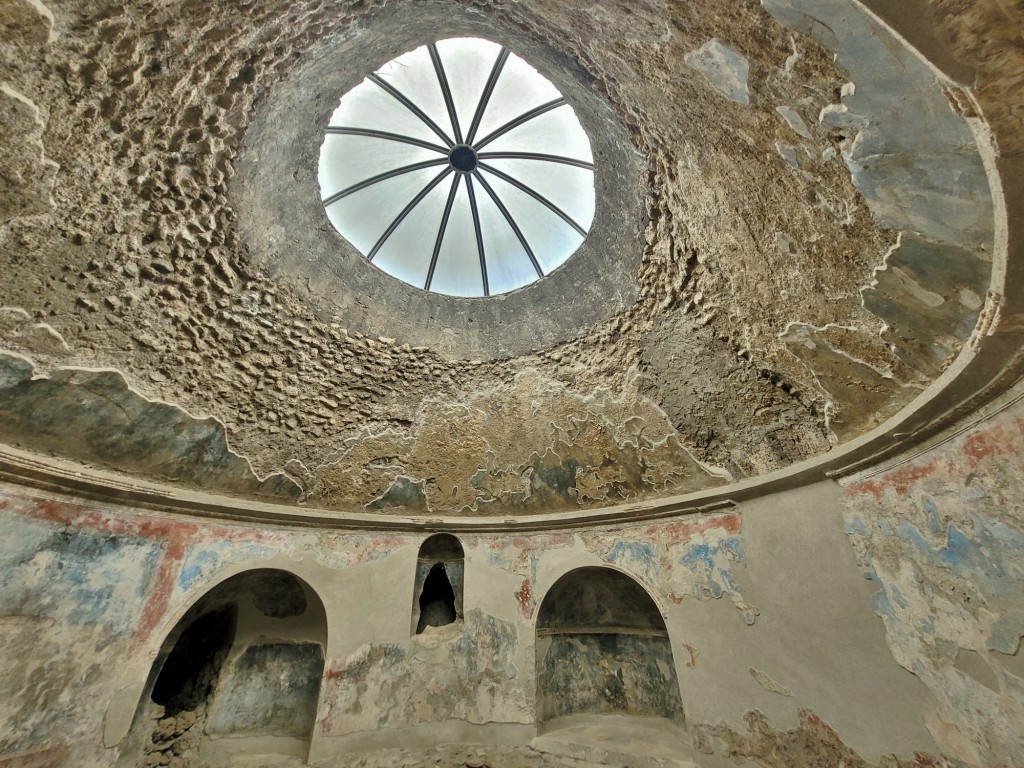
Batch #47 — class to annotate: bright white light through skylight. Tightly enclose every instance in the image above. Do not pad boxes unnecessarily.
[317,37,596,297]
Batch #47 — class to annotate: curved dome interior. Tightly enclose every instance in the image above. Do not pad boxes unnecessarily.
[1,0,1023,766]
[0,0,1004,520]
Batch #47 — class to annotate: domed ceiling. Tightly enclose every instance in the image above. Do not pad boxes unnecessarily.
[0,0,1006,521]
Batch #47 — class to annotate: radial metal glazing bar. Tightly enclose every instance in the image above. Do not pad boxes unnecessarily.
[369,74,455,148]
[465,175,490,296]
[321,157,449,208]
[477,162,588,237]
[472,170,544,279]
[325,127,449,154]
[476,151,594,170]
[368,167,454,261]
[472,98,566,151]
[464,47,510,146]
[427,44,463,144]
[424,175,462,291]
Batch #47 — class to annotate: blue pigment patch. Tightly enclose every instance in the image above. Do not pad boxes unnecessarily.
[1,522,160,631]
[607,540,660,581]
[896,515,1024,598]
[678,535,746,600]
[178,548,223,591]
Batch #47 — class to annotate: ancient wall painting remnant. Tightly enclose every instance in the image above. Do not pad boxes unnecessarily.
[206,642,325,739]
[0,352,300,500]
[535,566,684,723]
[841,393,1024,767]
[317,368,729,515]
[318,609,529,735]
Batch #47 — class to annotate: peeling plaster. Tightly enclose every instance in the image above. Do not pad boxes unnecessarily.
[842,394,1024,766]
[0,352,300,499]
[317,369,729,515]
[693,709,960,767]
[684,39,751,105]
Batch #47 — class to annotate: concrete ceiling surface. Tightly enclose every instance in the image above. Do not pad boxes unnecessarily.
[0,0,1020,524]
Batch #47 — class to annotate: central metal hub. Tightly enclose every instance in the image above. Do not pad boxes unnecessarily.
[449,144,478,174]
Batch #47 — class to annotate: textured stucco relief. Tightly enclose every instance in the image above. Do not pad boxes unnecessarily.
[0,307,70,360]
[780,322,924,441]
[0,0,54,47]
[841,395,1024,766]
[0,83,58,223]
[0,0,1000,514]
[318,368,729,514]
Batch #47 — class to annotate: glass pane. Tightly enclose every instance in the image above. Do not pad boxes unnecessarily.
[373,173,456,288]
[481,105,593,162]
[318,36,596,297]
[479,158,595,231]
[318,133,445,200]
[472,50,562,143]
[328,78,444,146]
[473,177,538,295]
[374,44,455,144]
[324,166,446,256]
[436,38,503,138]
[480,171,584,275]
[429,178,485,297]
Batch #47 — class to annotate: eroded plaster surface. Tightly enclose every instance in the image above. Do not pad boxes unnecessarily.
[0,477,980,767]
[0,352,299,499]
[0,82,57,223]
[842,388,1024,767]
[0,0,1003,515]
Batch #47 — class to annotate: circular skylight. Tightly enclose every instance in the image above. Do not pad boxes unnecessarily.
[317,37,596,298]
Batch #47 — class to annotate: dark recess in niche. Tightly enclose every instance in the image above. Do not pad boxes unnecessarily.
[412,533,465,635]
[151,605,237,716]
[249,570,308,618]
[417,563,457,633]
[120,569,329,768]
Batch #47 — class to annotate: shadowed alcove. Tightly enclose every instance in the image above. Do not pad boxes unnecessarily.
[536,567,684,725]
[413,533,465,635]
[120,569,328,767]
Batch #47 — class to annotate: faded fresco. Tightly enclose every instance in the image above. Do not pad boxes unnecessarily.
[0,486,759,765]
[842,395,1024,767]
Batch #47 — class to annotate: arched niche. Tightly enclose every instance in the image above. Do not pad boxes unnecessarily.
[536,566,684,725]
[119,569,327,767]
[412,533,465,635]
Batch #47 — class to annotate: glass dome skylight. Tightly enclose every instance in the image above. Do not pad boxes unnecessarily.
[318,37,596,297]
